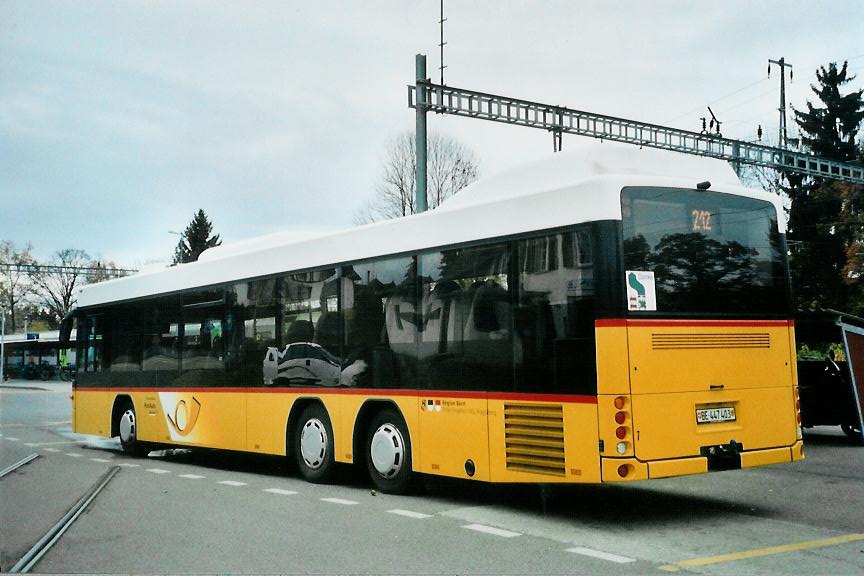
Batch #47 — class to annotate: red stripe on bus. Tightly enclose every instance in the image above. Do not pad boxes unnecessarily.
[74,387,596,404]
[595,319,628,327]
[595,319,792,328]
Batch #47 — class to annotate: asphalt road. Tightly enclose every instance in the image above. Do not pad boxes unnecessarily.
[1,380,862,574]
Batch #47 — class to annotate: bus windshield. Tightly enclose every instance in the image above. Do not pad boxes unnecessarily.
[621,186,789,316]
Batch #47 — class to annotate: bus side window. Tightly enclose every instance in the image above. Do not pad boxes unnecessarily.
[514,228,597,395]
[417,244,513,392]
[181,289,225,374]
[342,256,414,388]
[83,313,105,373]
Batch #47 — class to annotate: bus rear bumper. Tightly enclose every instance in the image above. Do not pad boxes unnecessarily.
[601,441,804,482]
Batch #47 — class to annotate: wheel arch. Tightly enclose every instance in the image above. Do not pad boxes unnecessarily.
[110,394,134,438]
[352,399,407,468]
[285,396,328,458]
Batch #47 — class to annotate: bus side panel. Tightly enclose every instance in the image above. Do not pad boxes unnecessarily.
[134,390,161,443]
[247,390,277,454]
[145,390,247,451]
[418,395,489,480]
[73,390,113,437]
[488,400,600,483]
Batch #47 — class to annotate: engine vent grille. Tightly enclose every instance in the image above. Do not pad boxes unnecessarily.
[652,333,770,350]
[504,403,565,477]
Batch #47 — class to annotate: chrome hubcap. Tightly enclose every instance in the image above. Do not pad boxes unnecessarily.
[370,423,404,478]
[119,409,136,444]
[300,418,328,469]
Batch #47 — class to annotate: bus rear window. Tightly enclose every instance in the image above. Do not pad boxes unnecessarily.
[621,186,789,316]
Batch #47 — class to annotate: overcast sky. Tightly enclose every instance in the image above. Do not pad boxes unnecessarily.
[1,1,862,267]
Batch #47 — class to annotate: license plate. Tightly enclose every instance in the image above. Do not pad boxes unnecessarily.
[696,407,736,424]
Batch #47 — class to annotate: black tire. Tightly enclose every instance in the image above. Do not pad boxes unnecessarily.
[840,423,863,441]
[294,404,336,483]
[365,408,413,494]
[117,401,150,457]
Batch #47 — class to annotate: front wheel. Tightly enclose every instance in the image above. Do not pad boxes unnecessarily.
[294,404,336,483]
[365,409,413,494]
[118,403,150,456]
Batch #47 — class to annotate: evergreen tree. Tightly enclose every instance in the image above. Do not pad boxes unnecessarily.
[786,61,864,312]
[794,62,864,162]
[172,209,222,264]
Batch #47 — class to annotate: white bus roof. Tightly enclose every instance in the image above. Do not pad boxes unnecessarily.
[76,143,784,308]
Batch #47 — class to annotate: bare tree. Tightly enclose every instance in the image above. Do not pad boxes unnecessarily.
[85,260,122,284]
[355,131,480,224]
[30,249,94,322]
[0,241,35,332]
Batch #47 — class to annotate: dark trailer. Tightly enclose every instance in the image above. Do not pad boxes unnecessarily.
[795,310,864,442]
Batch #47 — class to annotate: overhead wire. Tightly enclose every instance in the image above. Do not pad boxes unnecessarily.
[664,77,770,124]
[666,53,864,134]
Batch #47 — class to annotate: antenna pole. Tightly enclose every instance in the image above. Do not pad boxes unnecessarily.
[439,0,447,85]
[415,54,428,213]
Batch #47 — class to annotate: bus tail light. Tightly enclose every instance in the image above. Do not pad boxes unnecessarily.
[617,464,630,478]
[611,396,632,456]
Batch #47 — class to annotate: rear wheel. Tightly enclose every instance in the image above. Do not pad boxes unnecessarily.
[365,408,413,494]
[118,402,150,456]
[841,423,863,441]
[294,404,336,483]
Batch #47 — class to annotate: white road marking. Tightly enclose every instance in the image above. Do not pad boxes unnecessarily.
[117,463,140,468]
[566,547,636,564]
[65,453,82,458]
[90,458,111,463]
[218,480,247,486]
[388,509,433,519]
[146,468,170,474]
[462,524,522,538]
[43,448,60,453]
[24,442,39,446]
[264,488,298,496]
[6,437,20,442]
[320,497,359,506]
[179,474,205,479]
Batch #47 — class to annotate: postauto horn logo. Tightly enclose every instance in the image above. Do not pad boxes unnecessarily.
[159,393,202,441]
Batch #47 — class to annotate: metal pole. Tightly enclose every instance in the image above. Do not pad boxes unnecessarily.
[779,57,787,148]
[732,141,742,178]
[769,57,792,148]
[415,54,428,213]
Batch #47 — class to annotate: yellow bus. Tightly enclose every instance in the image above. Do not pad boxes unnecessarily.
[65,144,803,494]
